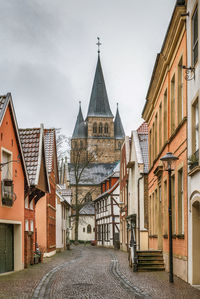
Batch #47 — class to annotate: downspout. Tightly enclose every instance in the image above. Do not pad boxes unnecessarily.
[126,179,129,251]
[138,174,144,250]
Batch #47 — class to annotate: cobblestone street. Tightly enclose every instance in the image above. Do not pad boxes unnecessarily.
[0,245,200,299]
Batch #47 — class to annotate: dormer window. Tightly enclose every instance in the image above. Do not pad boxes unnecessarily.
[93,123,97,134]
[104,123,108,134]
[99,123,103,134]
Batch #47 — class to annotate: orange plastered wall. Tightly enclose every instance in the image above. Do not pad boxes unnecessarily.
[0,105,25,261]
[35,195,47,250]
[148,31,188,258]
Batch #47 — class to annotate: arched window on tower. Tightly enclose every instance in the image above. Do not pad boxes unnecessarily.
[99,123,103,134]
[74,141,77,149]
[104,123,109,134]
[80,140,83,149]
[87,224,92,234]
[93,123,97,134]
[118,142,121,149]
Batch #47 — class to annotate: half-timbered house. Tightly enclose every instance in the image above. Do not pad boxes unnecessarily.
[94,163,120,248]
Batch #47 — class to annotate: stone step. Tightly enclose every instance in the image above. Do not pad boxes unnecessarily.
[138,255,163,260]
[138,260,164,265]
[138,267,165,272]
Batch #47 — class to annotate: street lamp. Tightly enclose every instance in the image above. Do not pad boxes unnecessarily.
[160,152,178,283]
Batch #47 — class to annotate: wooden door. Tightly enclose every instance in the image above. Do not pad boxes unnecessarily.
[0,224,14,274]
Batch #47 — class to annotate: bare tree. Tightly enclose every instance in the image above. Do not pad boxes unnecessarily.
[70,143,101,243]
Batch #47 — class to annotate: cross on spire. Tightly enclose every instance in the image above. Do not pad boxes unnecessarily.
[96,37,101,54]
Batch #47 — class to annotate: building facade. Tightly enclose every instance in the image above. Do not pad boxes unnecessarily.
[186,0,200,286]
[119,136,130,252]
[127,122,149,258]
[0,93,29,274]
[19,125,50,263]
[94,164,120,248]
[142,1,188,281]
[35,128,59,257]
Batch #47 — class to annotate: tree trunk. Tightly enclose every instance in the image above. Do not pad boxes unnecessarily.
[75,209,79,242]
[75,184,79,243]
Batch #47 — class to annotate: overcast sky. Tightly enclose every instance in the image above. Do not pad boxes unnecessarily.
[0,0,175,137]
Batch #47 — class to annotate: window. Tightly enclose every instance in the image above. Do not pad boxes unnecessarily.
[105,198,107,211]
[152,192,155,235]
[192,6,198,65]
[25,196,29,209]
[2,150,12,180]
[192,99,199,156]
[30,200,33,210]
[178,58,183,123]
[155,114,158,156]
[171,175,176,235]
[171,75,175,133]
[118,142,121,150]
[83,227,85,232]
[93,123,97,134]
[25,220,29,231]
[178,169,184,234]
[80,140,83,149]
[104,123,108,134]
[149,129,152,166]
[30,220,34,232]
[164,180,168,235]
[152,122,155,160]
[99,123,103,134]
[159,103,162,152]
[155,189,158,235]
[2,150,13,206]
[164,90,168,143]
[93,227,95,232]
[87,224,91,234]
[149,195,152,235]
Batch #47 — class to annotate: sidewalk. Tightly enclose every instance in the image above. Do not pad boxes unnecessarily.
[114,249,200,299]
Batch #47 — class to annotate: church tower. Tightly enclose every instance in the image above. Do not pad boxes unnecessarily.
[70,41,125,164]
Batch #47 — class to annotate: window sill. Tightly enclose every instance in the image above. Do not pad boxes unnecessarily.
[163,234,168,239]
[172,234,176,239]
[149,235,158,238]
[176,234,184,239]
[188,165,200,176]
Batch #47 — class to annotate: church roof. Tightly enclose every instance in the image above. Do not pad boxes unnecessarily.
[114,106,125,139]
[87,56,113,118]
[72,104,87,139]
[68,162,118,185]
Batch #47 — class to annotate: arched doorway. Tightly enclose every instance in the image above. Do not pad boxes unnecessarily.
[192,199,200,284]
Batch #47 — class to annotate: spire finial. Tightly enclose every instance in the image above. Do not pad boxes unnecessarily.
[117,102,119,108]
[96,37,101,54]
[79,100,81,107]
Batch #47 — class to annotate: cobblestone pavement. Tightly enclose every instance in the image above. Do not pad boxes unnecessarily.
[0,245,200,299]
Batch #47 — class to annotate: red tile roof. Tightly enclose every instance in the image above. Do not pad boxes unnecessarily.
[19,128,40,185]
[44,129,55,173]
[137,122,148,134]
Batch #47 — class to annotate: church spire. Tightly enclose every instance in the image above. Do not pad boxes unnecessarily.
[72,102,87,139]
[87,40,113,118]
[114,103,125,139]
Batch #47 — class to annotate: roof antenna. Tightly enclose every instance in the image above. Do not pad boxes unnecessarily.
[96,37,101,55]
